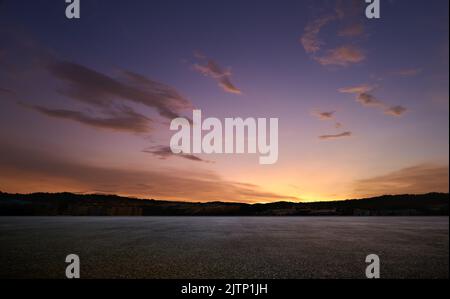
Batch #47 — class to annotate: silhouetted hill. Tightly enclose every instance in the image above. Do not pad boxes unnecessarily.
[0,192,448,216]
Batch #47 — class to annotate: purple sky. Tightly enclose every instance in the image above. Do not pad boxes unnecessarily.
[0,0,448,202]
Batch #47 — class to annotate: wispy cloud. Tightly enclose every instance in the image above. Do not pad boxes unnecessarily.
[312,110,336,120]
[339,84,408,117]
[0,31,192,125]
[17,59,194,133]
[384,105,408,117]
[338,23,364,37]
[193,54,242,94]
[335,0,364,19]
[48,60,192,120]
[319,131,352,140]
[312,110,349,139]
[354,164,449,197]
[142,146,212,163]
[356,92,384,107]
[301,15,336,54]
[338,84,372,94]
[31,105,151,133]
[301,0,366,66]
[314,45,365,66]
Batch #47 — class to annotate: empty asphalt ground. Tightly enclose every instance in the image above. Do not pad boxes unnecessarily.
[0,217,448,279]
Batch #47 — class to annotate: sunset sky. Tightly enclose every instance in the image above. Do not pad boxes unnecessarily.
[0,0,448,203]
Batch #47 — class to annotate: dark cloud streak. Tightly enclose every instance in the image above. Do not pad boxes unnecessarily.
[339,84,408,117]
[142,146,211,163]
[32,105,152,133]
[47,60,192,120]
[319,131,352,140]
[312,110,336,120]
[193,54,242,94]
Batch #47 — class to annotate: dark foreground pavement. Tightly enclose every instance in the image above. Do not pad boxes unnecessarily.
[0,217,448,279]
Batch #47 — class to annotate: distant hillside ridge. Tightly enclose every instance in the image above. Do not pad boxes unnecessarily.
[0,192,448,216]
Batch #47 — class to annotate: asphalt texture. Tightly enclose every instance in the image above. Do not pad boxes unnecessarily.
[0,217,448,279]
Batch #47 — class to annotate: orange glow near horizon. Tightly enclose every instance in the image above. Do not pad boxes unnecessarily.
[0,1,449,203]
